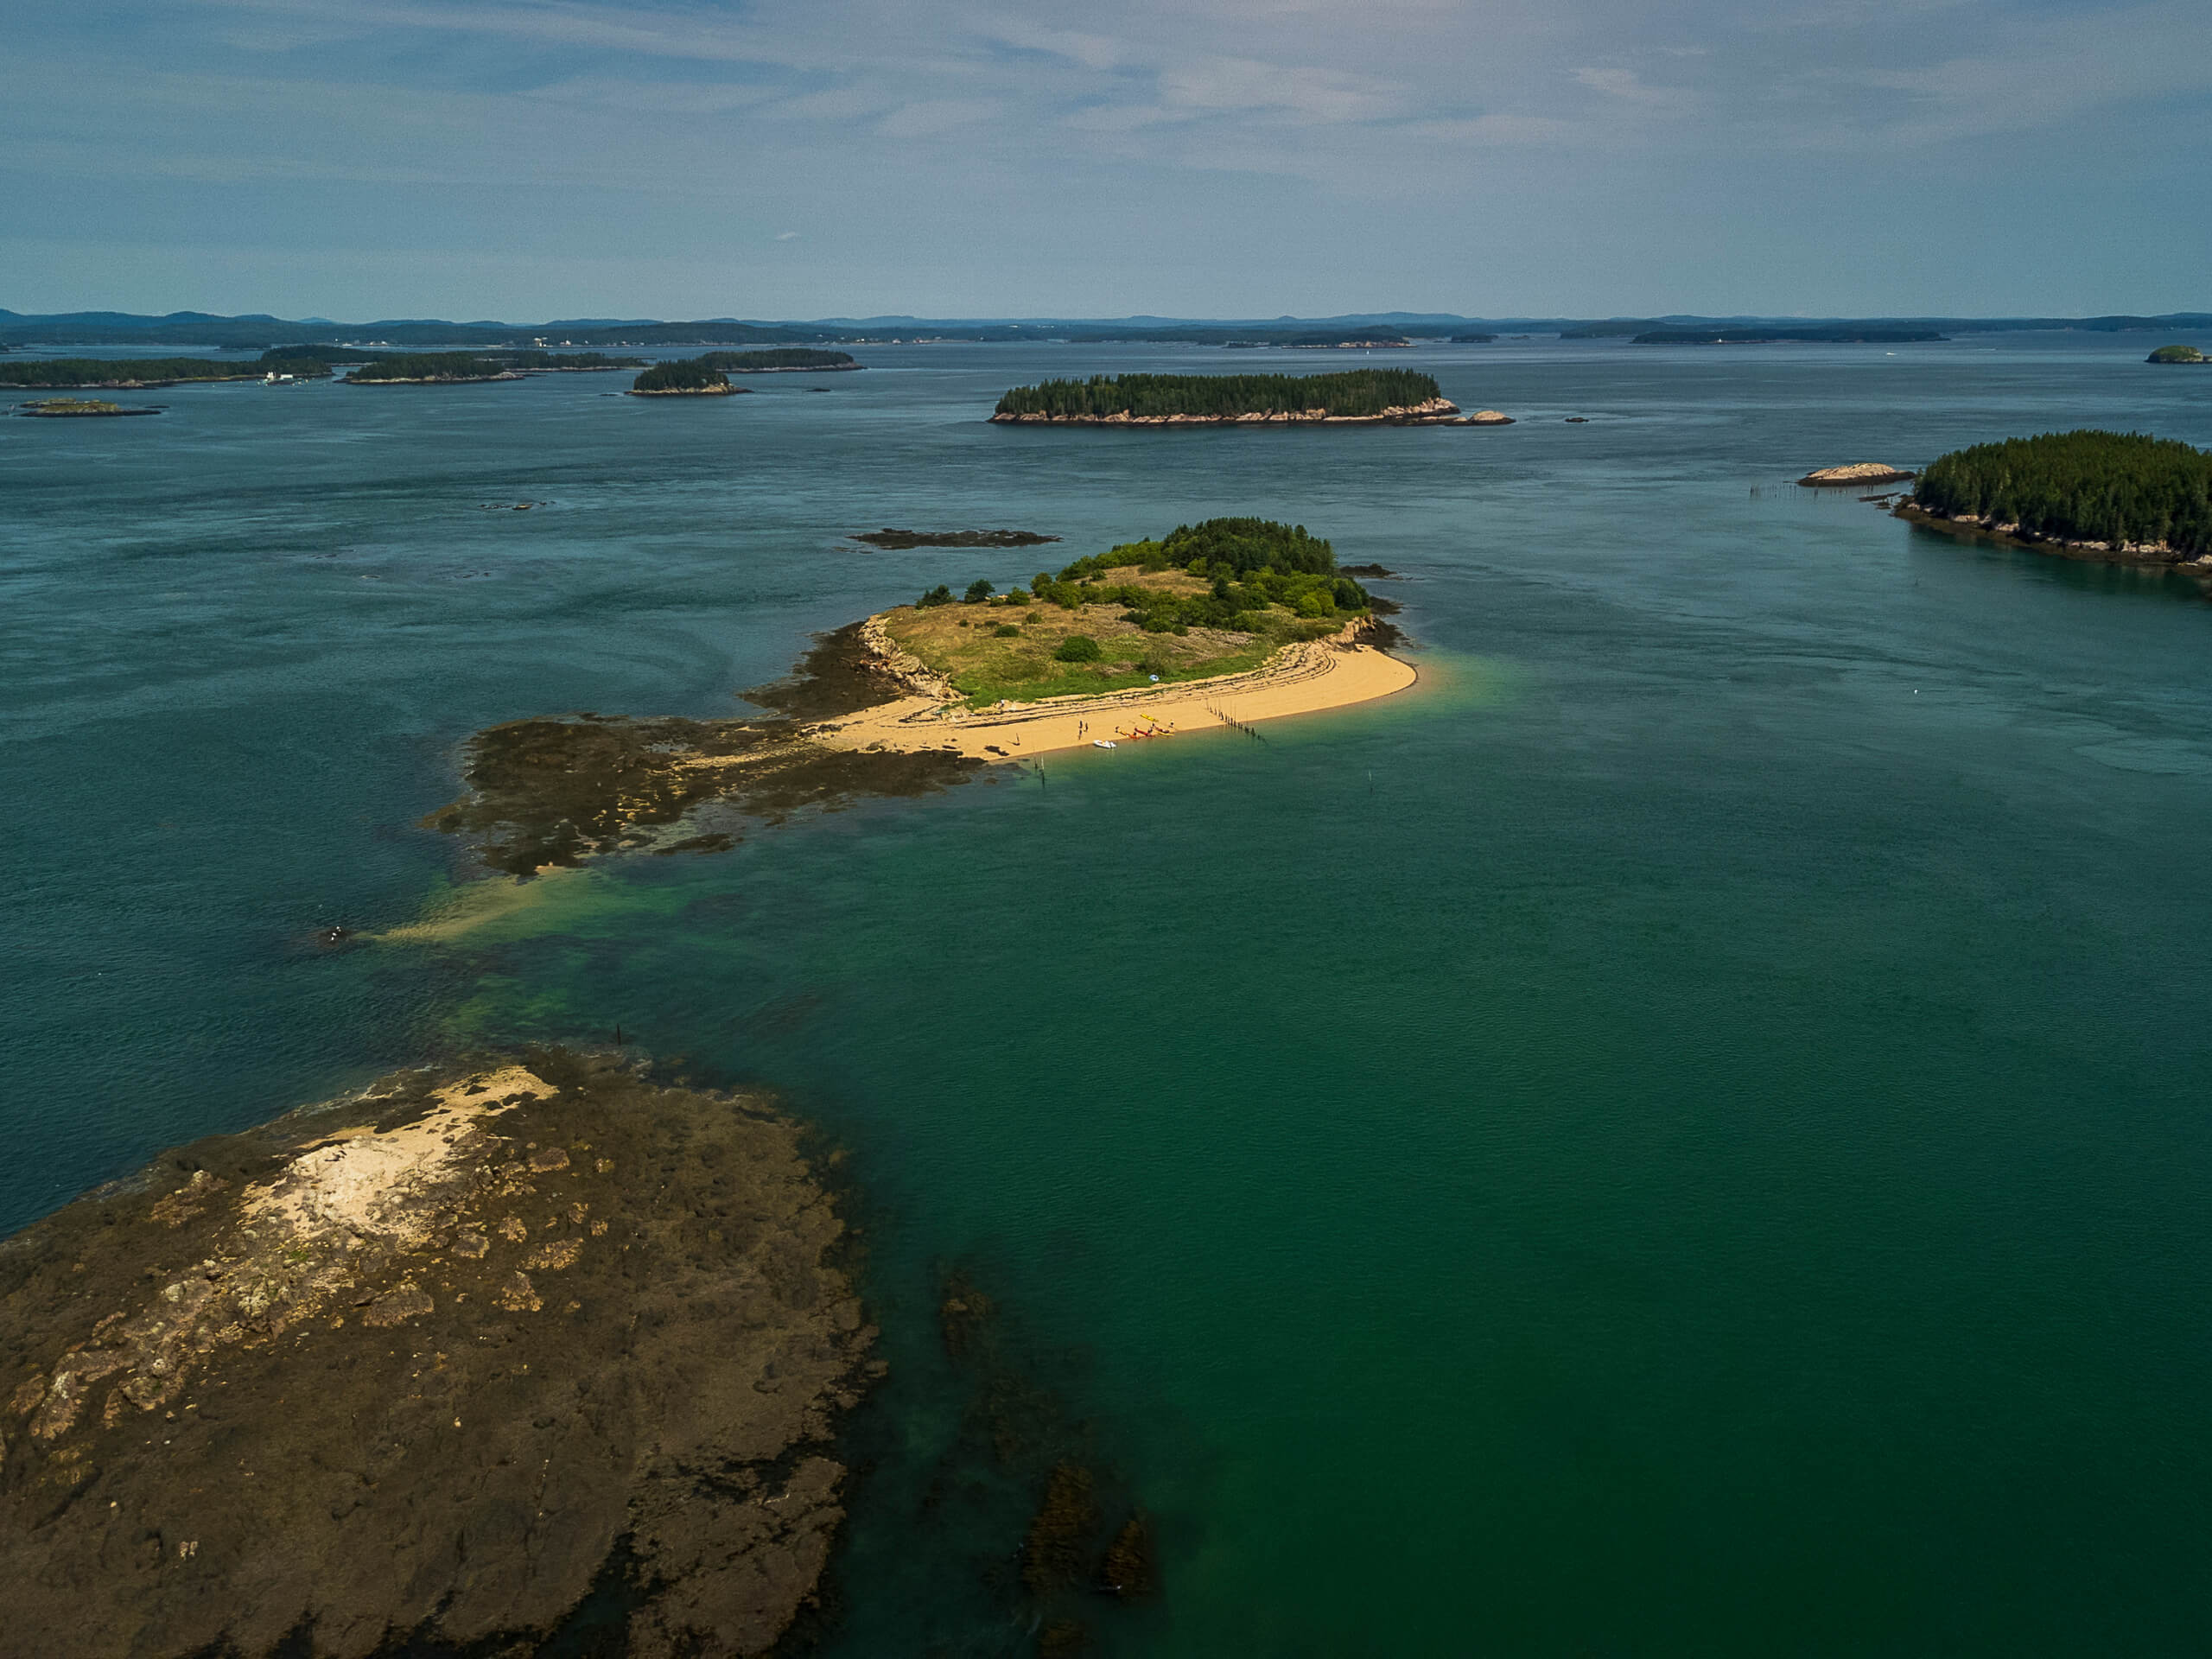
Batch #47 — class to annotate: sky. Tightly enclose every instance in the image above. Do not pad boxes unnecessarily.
[3,0,2207,320]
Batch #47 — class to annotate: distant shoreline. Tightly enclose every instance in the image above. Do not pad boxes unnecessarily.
[991,398,1510,428]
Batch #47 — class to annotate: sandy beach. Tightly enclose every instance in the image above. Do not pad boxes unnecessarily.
[810,620,1417,760]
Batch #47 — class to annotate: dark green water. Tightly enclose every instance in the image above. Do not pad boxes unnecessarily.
[8,338,2212,1653]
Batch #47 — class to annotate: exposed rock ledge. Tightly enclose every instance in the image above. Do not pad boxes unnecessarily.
[0,1052,876,1658]
[990,397,1511,426]
[1800,462,1915,486]
[626,385,746,397]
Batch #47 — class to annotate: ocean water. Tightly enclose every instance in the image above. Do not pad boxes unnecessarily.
[8,335,2212,1654]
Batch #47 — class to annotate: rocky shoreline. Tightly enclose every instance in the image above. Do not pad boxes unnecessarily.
[423,622,978,875]
[0,1052,877,1658]
[988,397,1510,427]
[626,385,747,397]
[1895,499,2212,574]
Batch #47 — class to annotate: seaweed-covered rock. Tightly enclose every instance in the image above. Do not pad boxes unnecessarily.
[0,1053,877,1658]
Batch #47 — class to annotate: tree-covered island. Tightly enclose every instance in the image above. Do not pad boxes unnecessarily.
[345,353,530,384]
[991,369,1503,425]
[879,517,1385,704]
[629,358,745,396]
[0,356,327,388]
[696,349,861,372]
[2147,344,2207,364]
[1906,429,2212,564]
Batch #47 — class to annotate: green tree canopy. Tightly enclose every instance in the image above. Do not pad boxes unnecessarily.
[1913,429,2212,555]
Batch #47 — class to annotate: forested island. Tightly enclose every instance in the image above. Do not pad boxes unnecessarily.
[1904,429,2212,564]
[697,348,861,372]
[630,359,743,397]
[345,353,525,384]
[0,356,326,388]
[883,518,1382,705]
[2148,345,2207,364]
[991,370,1504,425]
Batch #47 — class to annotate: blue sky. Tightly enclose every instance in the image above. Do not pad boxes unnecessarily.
[4,0,2206,319]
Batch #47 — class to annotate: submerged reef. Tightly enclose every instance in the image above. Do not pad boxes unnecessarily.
[0,1050,878,1658]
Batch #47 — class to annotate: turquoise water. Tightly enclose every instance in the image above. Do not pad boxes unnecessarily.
[8,338,2212,1652]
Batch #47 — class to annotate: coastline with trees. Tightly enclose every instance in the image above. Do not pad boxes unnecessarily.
[1901,429,2212,570]
[990,370,1508,425]
[629,359,745,397]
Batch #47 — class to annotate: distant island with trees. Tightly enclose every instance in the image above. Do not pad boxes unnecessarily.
[2148,345,2207,364]
[346,354,526,385]
[991,370,1508,425]
[630,359,744,397]
[0,356,327,388]
[696,349,860,372]
[1904,429,2212,567]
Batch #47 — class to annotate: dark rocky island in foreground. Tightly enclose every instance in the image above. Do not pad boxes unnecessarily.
[0,1051,874,1658]
[2147,344,2206,364]
[991,370,1510,426]
[1899,429,2212,573]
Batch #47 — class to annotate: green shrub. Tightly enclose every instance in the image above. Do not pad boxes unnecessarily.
[1055,635,1102,663]
[992,623,1020,638]
[917,584,953,607]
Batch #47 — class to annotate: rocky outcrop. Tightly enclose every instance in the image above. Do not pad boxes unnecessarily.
[0,1052,878,1658]
[1800,462,1915,486]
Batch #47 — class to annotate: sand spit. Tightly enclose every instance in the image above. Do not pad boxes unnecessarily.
[815,616,1417,760]
[0,1052,874,1659]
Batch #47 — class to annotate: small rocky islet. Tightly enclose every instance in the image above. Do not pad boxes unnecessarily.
[0,1051,877,1658]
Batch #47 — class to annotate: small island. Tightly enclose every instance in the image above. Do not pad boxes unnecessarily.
[422,518,1414,873]
[629,358,745,397]
[1800,462,1915,486]
[16,397,162,417]
[1901,429,2212,569]
[697,348,861,373]
[990,371,1509,426]
[2147,344,2207,364]
[344,353,529,385]
[854,528,1060,550]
